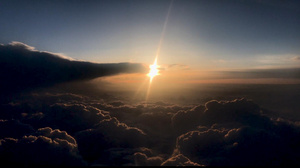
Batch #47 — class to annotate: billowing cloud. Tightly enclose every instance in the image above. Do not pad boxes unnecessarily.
[0,42,147,95]
[172,99,300,166]
[28,103,110,134]
[75,117,147,162]
[172,105,205,134]
[0,127,86,166]
[0,119,35,139]
[1,88,300,166]
[174,123,300,166]
[134,152,164,166]
[172,98,271,133]
[161,154,202,166]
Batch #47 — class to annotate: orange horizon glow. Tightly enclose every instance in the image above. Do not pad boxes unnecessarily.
[101,67,300,86]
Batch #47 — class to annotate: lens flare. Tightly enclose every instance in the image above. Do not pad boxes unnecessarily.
[147,58,160,83]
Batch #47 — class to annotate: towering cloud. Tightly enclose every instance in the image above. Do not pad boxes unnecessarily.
[0,42,147,95]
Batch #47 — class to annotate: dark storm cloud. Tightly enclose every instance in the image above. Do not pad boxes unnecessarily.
[0,127,86,166]
[0,42,147,94]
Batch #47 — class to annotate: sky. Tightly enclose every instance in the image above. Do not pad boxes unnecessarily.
[1,0,299,71]
[2,1,300,166]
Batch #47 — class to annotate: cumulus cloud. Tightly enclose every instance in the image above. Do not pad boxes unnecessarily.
[90,101,189,134]
[201,98,265,126]
[172,98,271,133]
[172,99,300,166]
[161,154,202,166]
[0,127,86,166]
[1,100,111,135]
[134,152,164,166]
[90,101,192,155]
[175,129,228,165]
[172,105,205,134]
[0,119,35,139]
[174,123,300,166]
[0,41,147,95]
[36,127,77,145]
[0,92,154,165]
[83,102,192,160]
[75,117,147,162]
[33,103,110,134]
[1,88,300,166]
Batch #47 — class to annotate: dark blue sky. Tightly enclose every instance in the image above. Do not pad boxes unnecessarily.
[1,0,299,69]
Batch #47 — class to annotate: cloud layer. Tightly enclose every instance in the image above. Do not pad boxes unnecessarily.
[0,42,146,95]
[1,89,300,166]
[172,99,300,166]
[216,68,300,79]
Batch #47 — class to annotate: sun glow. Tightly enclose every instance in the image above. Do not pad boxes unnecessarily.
[147,58,160,83]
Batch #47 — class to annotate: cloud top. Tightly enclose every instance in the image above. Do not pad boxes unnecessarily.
[0,42,146,95]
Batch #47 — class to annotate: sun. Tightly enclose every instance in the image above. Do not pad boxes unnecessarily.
[147,58,160,83]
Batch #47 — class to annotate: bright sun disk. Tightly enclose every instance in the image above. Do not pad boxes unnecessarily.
[147,58,160,83]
